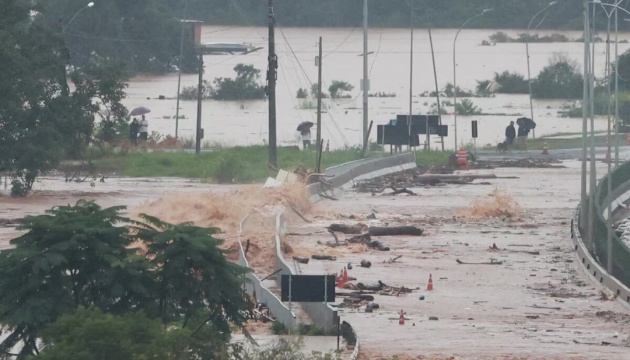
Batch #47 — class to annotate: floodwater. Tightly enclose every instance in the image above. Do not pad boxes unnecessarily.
[122,26,629,150]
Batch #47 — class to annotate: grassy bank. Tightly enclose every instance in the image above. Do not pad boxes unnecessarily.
[482,133,625,151]
[91,146,376,182]
[88,146,453,182]
[415,151,452,167]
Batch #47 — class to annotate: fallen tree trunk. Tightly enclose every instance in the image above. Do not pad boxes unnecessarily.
[346,233,371,244]
[388,187,415,196]
[328,224,366,234]
[369,226,423,236]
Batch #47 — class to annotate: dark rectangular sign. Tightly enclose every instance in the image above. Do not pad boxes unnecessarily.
[281,274,336,303]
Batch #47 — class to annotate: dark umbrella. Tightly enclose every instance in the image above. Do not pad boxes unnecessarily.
[130,106,151,116]
[516,117,536,129]
[296,121,314,133]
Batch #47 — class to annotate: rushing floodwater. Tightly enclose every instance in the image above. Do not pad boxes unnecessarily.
[120,26,629,150]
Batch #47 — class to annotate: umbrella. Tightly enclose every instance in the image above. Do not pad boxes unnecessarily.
[130,106,151,116]
[296,121,314,133]
[516,117,536,129]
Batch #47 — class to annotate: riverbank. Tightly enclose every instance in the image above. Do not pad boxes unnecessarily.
[81,147,451,182]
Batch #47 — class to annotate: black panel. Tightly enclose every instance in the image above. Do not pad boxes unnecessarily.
[472,120,478,138]
[281,275,336,303]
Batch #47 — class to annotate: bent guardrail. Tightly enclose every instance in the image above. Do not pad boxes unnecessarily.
[237,215,297,329]
[575,160,630,306]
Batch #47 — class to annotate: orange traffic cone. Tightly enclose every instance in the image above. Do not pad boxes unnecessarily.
[337,270,345,288]
[399,310,405,325]
[427,274,434,291]
[343,267,348,283]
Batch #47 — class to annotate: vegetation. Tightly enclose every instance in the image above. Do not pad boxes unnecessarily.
[531,59,583,99]
[443,83,475,98]
[0,201,248,359]
[181,64,265,101]
[0,1,129,196]
[488,31,572,43]
[455,99,483,115]
[328,80,354,99]
[212,64,266,100]
[90,146,379,182]
[492,71,529,94]
[415,151,452,167]
[296,88,309,98]
[310,84,329,99]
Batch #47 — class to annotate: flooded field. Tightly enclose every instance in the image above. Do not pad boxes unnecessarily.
[120,26,625,149]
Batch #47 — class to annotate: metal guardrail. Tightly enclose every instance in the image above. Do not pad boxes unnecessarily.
[576,160,630,307]
[237,215,297,329]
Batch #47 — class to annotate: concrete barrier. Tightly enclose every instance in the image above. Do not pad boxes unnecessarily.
[237,215,297,329]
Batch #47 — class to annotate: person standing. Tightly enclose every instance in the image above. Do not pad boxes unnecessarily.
[301,130,311,149]
[505,120,516,148]
[516,122,528,151]
[138,115,149,142]
[130,118,140,146]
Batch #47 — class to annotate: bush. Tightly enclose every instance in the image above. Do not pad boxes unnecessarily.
[455,99,482,115]
[212,155,244,183]
[270,321,288,335]
[296,88,308,98]
[180,80,213,100]
[532,60,583,99]
[10,179,27,198]
[194,64,266,101]
[493,71,529,94]
[328,80,354,99]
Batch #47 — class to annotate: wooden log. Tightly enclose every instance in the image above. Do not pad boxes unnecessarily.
[328,223,366,234]
[389,187,415,196]
[368,226,423,236]
[346,233,371,244]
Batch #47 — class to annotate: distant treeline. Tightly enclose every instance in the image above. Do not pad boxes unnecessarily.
[178,0,622,30]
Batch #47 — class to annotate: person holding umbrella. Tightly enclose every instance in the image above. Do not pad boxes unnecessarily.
[130,118,140,145]
[296,121,314,149]
[130,107,151,144]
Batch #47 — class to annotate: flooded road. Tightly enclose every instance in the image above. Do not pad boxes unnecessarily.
[282,161,630,359]
[121,27,628,150]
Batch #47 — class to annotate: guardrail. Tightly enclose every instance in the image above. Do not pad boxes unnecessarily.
[237,215,297,329]
[575,160,630,307]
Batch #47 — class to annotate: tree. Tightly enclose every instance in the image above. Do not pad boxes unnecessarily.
[0,1,130,196]
[211,64,265,100]
[493,71,528,94]
[531,60,583,99]
[0,201,251,359]
[36,307,232,360]
[328,80,354,99]
[133,215,250,332]
[0,201,151,359]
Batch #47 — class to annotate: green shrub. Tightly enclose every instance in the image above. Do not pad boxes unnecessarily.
[212,155,244,183]
[270,321,288,335]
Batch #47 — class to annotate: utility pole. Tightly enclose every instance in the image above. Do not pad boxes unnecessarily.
[581,0,589,239]
[195,53,203,154]
[362,0,369,153]
[428,26,444,151]
[267,0,278,169]
[175,0,188,139]
[408,0,413,150]
[588,2,597,247]
[606,14,613,274]
[316,37,323,168]
[615,9,620,167]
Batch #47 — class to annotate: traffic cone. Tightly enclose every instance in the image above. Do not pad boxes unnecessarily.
[398,310,405,325]
[541,142,549,155]
[343,267,348,283]
[337,270,345,288]
[427,274,434,291]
